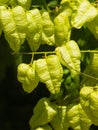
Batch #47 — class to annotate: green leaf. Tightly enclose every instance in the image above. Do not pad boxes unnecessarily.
[80,85,98,126]
[29,97,57,129]
[55,40,81,75]
[67,103,92,130]
[41,9,55,45]
[35,55,63,94]
[17,61,39,93]
[71,0,98,29]
[0,6,27,51]
[26,8,42,51]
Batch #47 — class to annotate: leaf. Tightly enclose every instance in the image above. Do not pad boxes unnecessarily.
[66,103,91,130]
[71,0,98,29]
[29,97,57,129]
[0,6,27,51]
[54,11,71,46]
[55,40,81,75]
[17,0,32,10]
[41,9,55,45]
[50,105,69,130]
[17,61,39,93]
[80,85,98,125]
[35,55,63,94]
[26,8,42,51]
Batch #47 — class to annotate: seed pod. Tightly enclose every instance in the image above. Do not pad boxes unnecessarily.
[0,20,2,36]
[66,103,91,130]
[29,97,57,129]
[33,125,52,130]
[17,0,32,10]
[86,15,98,39]
[26,8,42,51]
[55,40,81,75]
[50,105,68,130]
[41,10,54,46]
[54,11,71,46]
[35,55,63,94]
[17,61,39,93]
[90,52,98,77]
[0,6,27,51]
[71,0,98,29]
[0,0,9,5]
[80,85,98,125]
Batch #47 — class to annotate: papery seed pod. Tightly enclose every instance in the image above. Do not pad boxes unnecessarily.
[71,0,98,29]
[0,0,9,5]
[0,6,27,51]
[50,105,69,130]
[66,103,92,130]
[55,40,81,75]
[80,85,98,125]
[41,9,55,45]
[29,97,57,129]
[17,0,32,10]
[86,15,98,39]
[54,11,71,46]
[0,20,2,36]
[33,125,52,130]
[12,5,27,33]
[17,61,39,93]
[26,8,42,51]
[89,52,98,77]
[35,55,63,94]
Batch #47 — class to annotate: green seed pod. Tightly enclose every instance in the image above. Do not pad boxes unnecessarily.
[0,0,9,5]
[86,15,98,40]
[54,11,71,46]
[33,125,52,130]
[17,0,32,10]
[71,0,98,29]
[55,40,81,75]
[12,5,27,34]
[90,52,98,77]
[41,10,54,45]
[35,55,63,94]
[26,8,42,51]
[66,103,91,130]
[80,85,98,125]
[50,105,69,130]
[17,61,39,93]
[29,97,57,129]
[0,6,27,51]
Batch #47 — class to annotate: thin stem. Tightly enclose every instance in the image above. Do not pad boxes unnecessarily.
[13,51,56,55]
[13,50,98,55]
[80,50,98,53]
